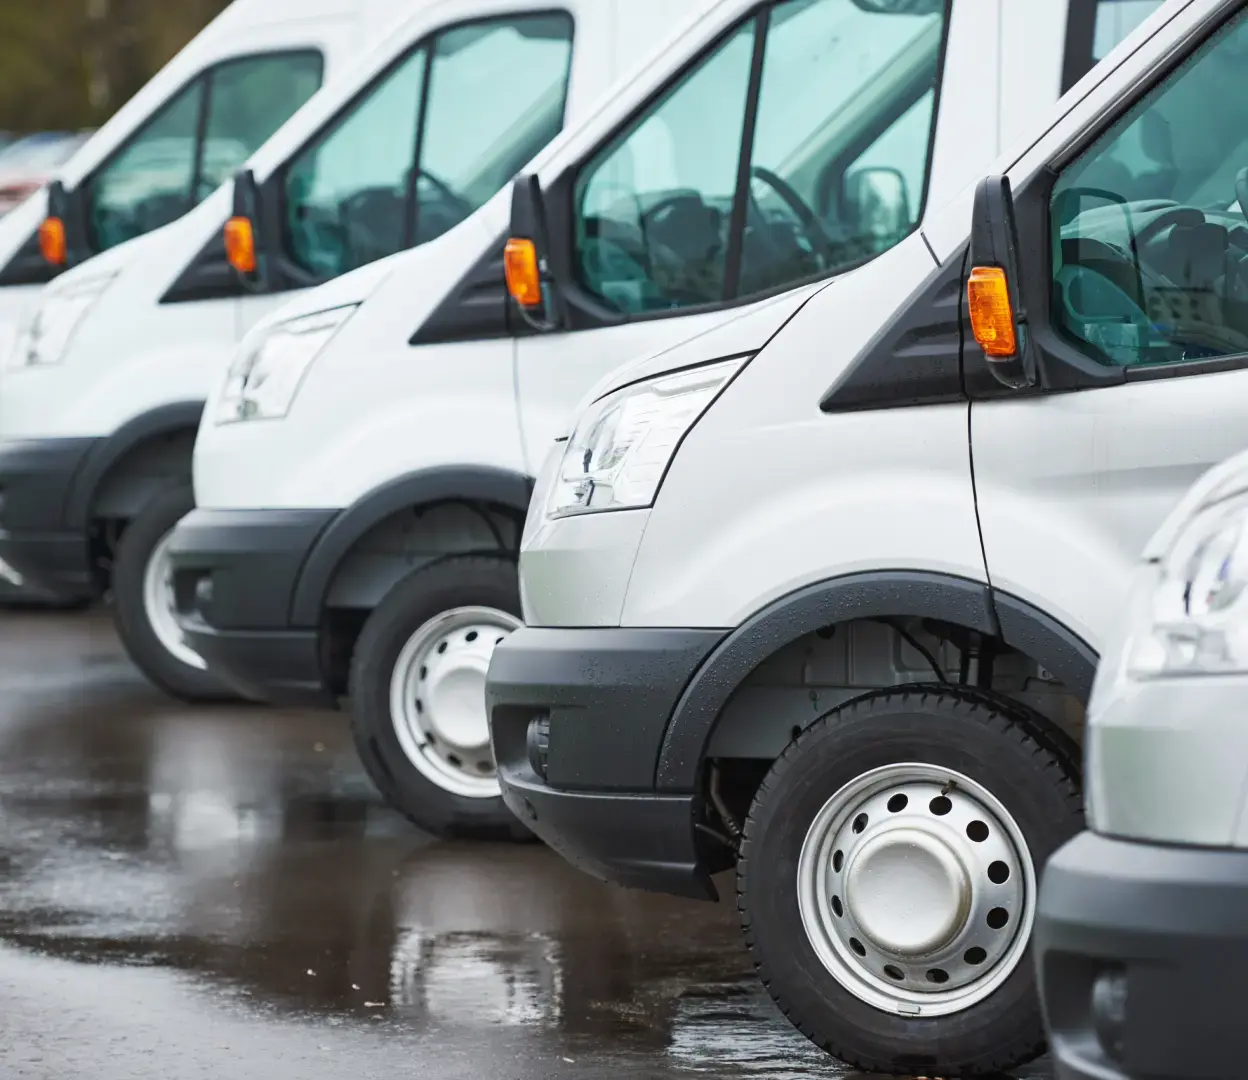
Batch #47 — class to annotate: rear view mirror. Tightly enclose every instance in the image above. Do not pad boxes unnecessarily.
[504,174,561,332]
[225,168,262,285]
[41,179,89,269]
[842,166,911,249]
[967,175,1036,390]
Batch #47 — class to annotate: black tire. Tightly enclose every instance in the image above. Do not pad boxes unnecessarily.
[348,553,532,842]
[112,485,235,702]
[738,685,1082,1077]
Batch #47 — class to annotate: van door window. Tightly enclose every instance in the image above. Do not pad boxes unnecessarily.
[88,51,323,253]
[1051,12,1248,368]
[283,13,574,279]
[1062,0,1166,93]
[572,0,949,316]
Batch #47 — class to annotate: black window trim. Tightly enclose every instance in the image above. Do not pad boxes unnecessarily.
[969,0,1248,399]
[276,8,576,285]
[83,47,326,255]
[556,0,955,330]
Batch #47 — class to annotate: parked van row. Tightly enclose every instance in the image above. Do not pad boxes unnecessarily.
[0,0,1235,1076]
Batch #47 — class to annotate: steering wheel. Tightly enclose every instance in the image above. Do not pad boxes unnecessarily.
[748,165,832,258]
[414,169,473,219]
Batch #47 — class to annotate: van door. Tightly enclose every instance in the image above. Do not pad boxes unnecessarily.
[233,3,590,337]
[972,3,1248,652]
[514,0,986,469]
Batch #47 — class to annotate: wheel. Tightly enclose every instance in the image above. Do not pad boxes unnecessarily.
[738,685,1082,1076]
[112,485,234,702]
[349,554,531,841]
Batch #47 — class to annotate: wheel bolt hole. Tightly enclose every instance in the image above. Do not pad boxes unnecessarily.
[477,761,493,774]
[966,819,989,842]
[415,700,423,714]
[832,849,844,872]
[849,937,866,957]
[925,968,949,984]
[466,630,478,642]
[928,795,952,816]
[852,813,868,834]
[437,642,448,655]
[964,946,987,966]
[883,964,904,981]
[419,665,427,681]
[447,754,462,768]
[831,895,843,917]
[987,860,1010,884]
[987,907,1009,930]
[886,793,908,813]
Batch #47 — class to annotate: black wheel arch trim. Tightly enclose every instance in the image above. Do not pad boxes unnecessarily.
[287,465,535,626]
[653,569,1097,791]
[65,400,205,529]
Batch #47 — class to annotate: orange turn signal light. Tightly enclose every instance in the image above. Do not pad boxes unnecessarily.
[967,265,1018,358]
[224,215,257,274]
[38,216,66,266]
[503,237,542,308]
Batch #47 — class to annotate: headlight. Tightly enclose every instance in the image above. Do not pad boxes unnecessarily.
[1124,493,1248,679]
[7,272,116,369]
[546,356,746,519]
[215,304,357,424]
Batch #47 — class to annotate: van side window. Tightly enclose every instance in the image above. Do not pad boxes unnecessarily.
[1051,12,1248,368]
[88,52,323,254]
[283,14,574,280]
[573,0,949,317]
[1062,0,1167,93]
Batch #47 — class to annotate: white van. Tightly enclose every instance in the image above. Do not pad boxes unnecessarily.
[486,0,1245,1071]
[0,0,399,604]
[166,0,1160,841]
[0,0,671,685]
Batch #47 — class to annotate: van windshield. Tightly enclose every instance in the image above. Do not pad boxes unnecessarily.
[574,0,948,315]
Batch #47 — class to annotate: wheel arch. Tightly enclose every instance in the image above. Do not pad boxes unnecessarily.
[653,570,1097,791]
[66,401,204,528]
[289,465,534,625]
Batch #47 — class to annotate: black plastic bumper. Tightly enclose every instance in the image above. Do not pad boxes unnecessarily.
[0,438,100,599]
[167,508,336,706]
[1036,830,1248,1079]
[487,625,725,900]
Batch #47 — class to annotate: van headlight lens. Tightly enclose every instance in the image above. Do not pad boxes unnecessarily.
[546,356,746,519]
[1124,494,1248,679]
[215,304,357,424]
[7,272,116,369]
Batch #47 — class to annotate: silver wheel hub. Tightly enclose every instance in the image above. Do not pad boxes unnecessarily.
[142,529,206,672]
[389,605,521,800]
[797,763,1034,1017]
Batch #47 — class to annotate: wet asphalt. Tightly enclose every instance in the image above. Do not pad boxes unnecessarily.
[0,611,1055,1080]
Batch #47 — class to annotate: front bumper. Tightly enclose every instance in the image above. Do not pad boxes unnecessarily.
[0,437,100,599]
[486,625,725,900]
[167,508,336,706]
[1036,830,1248,1079]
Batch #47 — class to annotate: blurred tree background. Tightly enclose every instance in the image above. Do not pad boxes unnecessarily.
[0,0,230,133]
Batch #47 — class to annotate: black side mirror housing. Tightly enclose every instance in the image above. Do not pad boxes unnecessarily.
[45,179,90,269]
[506,173,562,331]
[968,175,1036,390]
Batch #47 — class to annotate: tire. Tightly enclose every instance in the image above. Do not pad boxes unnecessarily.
[112,485,234,702]
[349,553,532,842]
[738,684,1082,1077]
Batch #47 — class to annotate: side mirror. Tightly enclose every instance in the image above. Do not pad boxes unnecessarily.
[968,174,1036,390]
[225,168,264,288]
[41,179,89,269]
[842,166,911,248]
[504,174,561,332]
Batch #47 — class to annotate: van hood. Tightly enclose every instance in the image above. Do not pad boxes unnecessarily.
[1142,448,1248,561]
[564,279,828,435]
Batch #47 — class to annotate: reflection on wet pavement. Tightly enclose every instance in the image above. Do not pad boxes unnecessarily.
[0,612,1054,1079]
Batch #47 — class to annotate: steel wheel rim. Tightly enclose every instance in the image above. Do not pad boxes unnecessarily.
[796,762,1035,1017]
[389,605,521,799]
[142,529,206,672]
